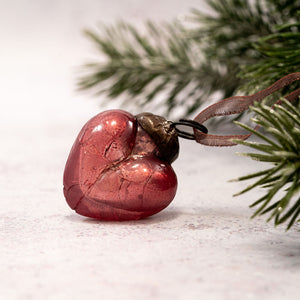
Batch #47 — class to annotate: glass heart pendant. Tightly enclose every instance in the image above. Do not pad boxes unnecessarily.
[63,110,179,221]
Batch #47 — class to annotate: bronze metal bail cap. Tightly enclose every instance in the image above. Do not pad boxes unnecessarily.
[136,112,179,164]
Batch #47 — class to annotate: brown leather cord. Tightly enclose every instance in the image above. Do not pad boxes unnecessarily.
[192,72,300,146]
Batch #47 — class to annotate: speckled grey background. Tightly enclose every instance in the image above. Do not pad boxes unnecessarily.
[1,1,300,299]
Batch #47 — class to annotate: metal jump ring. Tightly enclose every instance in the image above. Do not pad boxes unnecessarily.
[171,119,208,140]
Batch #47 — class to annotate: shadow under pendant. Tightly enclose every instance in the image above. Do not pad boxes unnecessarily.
[63,110,179,221]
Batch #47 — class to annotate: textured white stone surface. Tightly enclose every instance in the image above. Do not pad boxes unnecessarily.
[1,1,300,300]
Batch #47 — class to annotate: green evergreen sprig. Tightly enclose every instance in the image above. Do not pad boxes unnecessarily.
[78,21,198,115]
[78,0,300,117]
[188,0,273,64]
[77,1,268,116]
[77,20,241,116]
[241,20,300,95]
[232,99,300,230]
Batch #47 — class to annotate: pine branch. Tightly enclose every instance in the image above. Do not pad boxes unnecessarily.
[240,20,300,95]
[78,20,240,116]
[188,0,273,63]
[78,0,300,118]
[192,0,300,95]
[232,99,300,230]
[78,0,273,117]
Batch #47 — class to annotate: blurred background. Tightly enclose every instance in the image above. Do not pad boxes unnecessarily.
[1,1,300,300]
[0,0,203,126]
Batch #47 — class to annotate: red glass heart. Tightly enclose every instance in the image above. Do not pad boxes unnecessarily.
[63,110,177,221]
